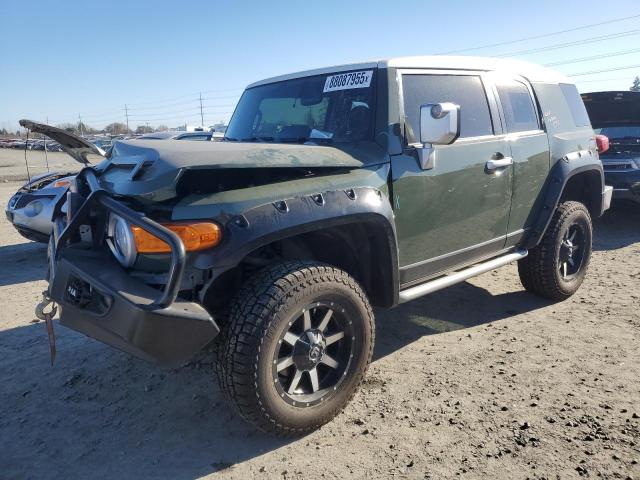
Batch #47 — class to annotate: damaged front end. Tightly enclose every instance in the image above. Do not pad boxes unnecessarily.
[24,119,391,367]
[46,168,219,367]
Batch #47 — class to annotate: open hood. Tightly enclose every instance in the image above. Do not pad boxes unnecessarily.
[19,119,105,165]
[581,91,640,128]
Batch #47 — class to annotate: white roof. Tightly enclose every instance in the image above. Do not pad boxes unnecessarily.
[247,56,571,88]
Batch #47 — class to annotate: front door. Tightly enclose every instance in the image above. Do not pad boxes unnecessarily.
[391,71,513,286]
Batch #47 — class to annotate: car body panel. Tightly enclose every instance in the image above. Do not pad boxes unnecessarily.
[391,137,513,284]
[18,120,105,164]
[97,139,389,202]
[172,164,389,220]
[6,172,75,242]
[503,131,551,245]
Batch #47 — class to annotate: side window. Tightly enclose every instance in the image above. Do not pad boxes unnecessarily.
[401,74,493,143]
[496,80,540,133]
[561,84,591,127]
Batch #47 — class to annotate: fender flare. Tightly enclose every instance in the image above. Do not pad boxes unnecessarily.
[195,186,399,307]
[523,152,604,250]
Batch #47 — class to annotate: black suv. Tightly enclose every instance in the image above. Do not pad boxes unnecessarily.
[582,91,640,204]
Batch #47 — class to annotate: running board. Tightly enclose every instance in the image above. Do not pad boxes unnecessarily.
[398,250,528,304]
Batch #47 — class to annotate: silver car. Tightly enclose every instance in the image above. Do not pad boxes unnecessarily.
[6,125,223,241]
[6,172,76,242]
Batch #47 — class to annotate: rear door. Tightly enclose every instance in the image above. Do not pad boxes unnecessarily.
[490,76,551,246]
[391,70,513,286]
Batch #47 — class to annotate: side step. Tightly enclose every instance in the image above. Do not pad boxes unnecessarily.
[398,249,528,304]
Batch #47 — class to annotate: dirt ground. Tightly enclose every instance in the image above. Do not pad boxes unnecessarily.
[0,179,638,480]
[0,148,79,181]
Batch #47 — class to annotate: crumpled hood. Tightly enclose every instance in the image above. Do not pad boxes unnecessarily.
[98,140,387,201]
[109,139,366,169]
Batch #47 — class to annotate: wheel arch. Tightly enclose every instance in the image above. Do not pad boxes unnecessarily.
[198,187,399,311]
[524,156,604,250]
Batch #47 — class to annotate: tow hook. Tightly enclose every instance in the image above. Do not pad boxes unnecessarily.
[35,291,57,365]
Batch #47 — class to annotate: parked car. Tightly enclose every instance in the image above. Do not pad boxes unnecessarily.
[137,131,215,141]
[6,171,75,242]
[581,91,640,204]
[24,56,612,435]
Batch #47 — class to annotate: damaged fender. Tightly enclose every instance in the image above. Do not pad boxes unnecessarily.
[182,164,400,308]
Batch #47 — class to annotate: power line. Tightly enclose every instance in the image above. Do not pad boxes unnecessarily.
[438,13,640,55]
[126,104,235,118]
[126,99,201,111]
[545,48,640,67]
[567,64,640,77]
[126,87,243,107]
[495,29,640,57]
[573,76,636,83]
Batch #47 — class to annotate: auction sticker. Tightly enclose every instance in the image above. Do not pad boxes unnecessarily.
[323,70,373,92]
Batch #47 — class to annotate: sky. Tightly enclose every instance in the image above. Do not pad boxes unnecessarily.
[1,0,639,132]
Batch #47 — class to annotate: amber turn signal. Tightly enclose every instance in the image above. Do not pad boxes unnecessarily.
[132,222,222,253]
[53,179,72,188]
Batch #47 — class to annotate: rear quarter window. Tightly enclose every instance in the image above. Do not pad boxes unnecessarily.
[560,84,591,127]
[496,80,540,133]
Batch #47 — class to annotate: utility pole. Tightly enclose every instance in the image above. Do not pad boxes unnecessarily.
[44,116,50,172]
[124,104,130,133]
[199,92,204,127]
[78,114,84,137]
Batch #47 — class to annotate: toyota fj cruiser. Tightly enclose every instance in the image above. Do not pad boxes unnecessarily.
[24,56,613,435]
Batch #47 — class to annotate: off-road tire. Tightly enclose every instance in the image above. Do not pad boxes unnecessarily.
[518,201,593,301]
[215,261,374,435]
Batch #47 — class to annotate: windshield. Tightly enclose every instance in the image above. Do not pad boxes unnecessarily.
[595,126,640,141]
[225,70,376,143]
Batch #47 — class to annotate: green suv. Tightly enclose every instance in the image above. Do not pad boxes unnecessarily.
[24,56,613,435]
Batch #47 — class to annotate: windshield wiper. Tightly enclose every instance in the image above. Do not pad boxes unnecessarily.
[280,136,334,144]
[242,136,275,142]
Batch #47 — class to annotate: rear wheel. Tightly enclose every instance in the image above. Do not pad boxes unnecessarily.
[518,201,593,300]
[215,261,374,435]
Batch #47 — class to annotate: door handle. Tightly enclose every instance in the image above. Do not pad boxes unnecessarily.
[485,157,513,171]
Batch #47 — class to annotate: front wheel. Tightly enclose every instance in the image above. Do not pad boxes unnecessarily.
[518,201,593,301]
[215,261,374,435]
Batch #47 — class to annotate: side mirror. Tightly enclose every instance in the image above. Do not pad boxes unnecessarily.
[419,103,460,145]
[416,103,460,170]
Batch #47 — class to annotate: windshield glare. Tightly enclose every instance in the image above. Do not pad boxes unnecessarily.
[225,70,376,143]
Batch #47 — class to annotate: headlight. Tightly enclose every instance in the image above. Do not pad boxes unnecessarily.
[107,214,137,267]
[24,200,43,217]
[633,157,640,169]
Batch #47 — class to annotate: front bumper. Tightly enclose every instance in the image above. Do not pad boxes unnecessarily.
[6,188,65,242]
[48,171,219,367]
[604,169,640,204]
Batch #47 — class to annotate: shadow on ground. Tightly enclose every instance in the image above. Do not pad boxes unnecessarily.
[0,281,553,479]
[0,241,47,286]
[0,200,637,478]
[593,202,640,251]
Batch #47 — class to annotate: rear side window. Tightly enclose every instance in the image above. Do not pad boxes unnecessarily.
[496,80,539,133]
[560,83,591,127]
[402,74,493,142]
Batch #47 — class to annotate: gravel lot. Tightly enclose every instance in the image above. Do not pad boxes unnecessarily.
[0,148,79,181]
[0,179,638,480]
